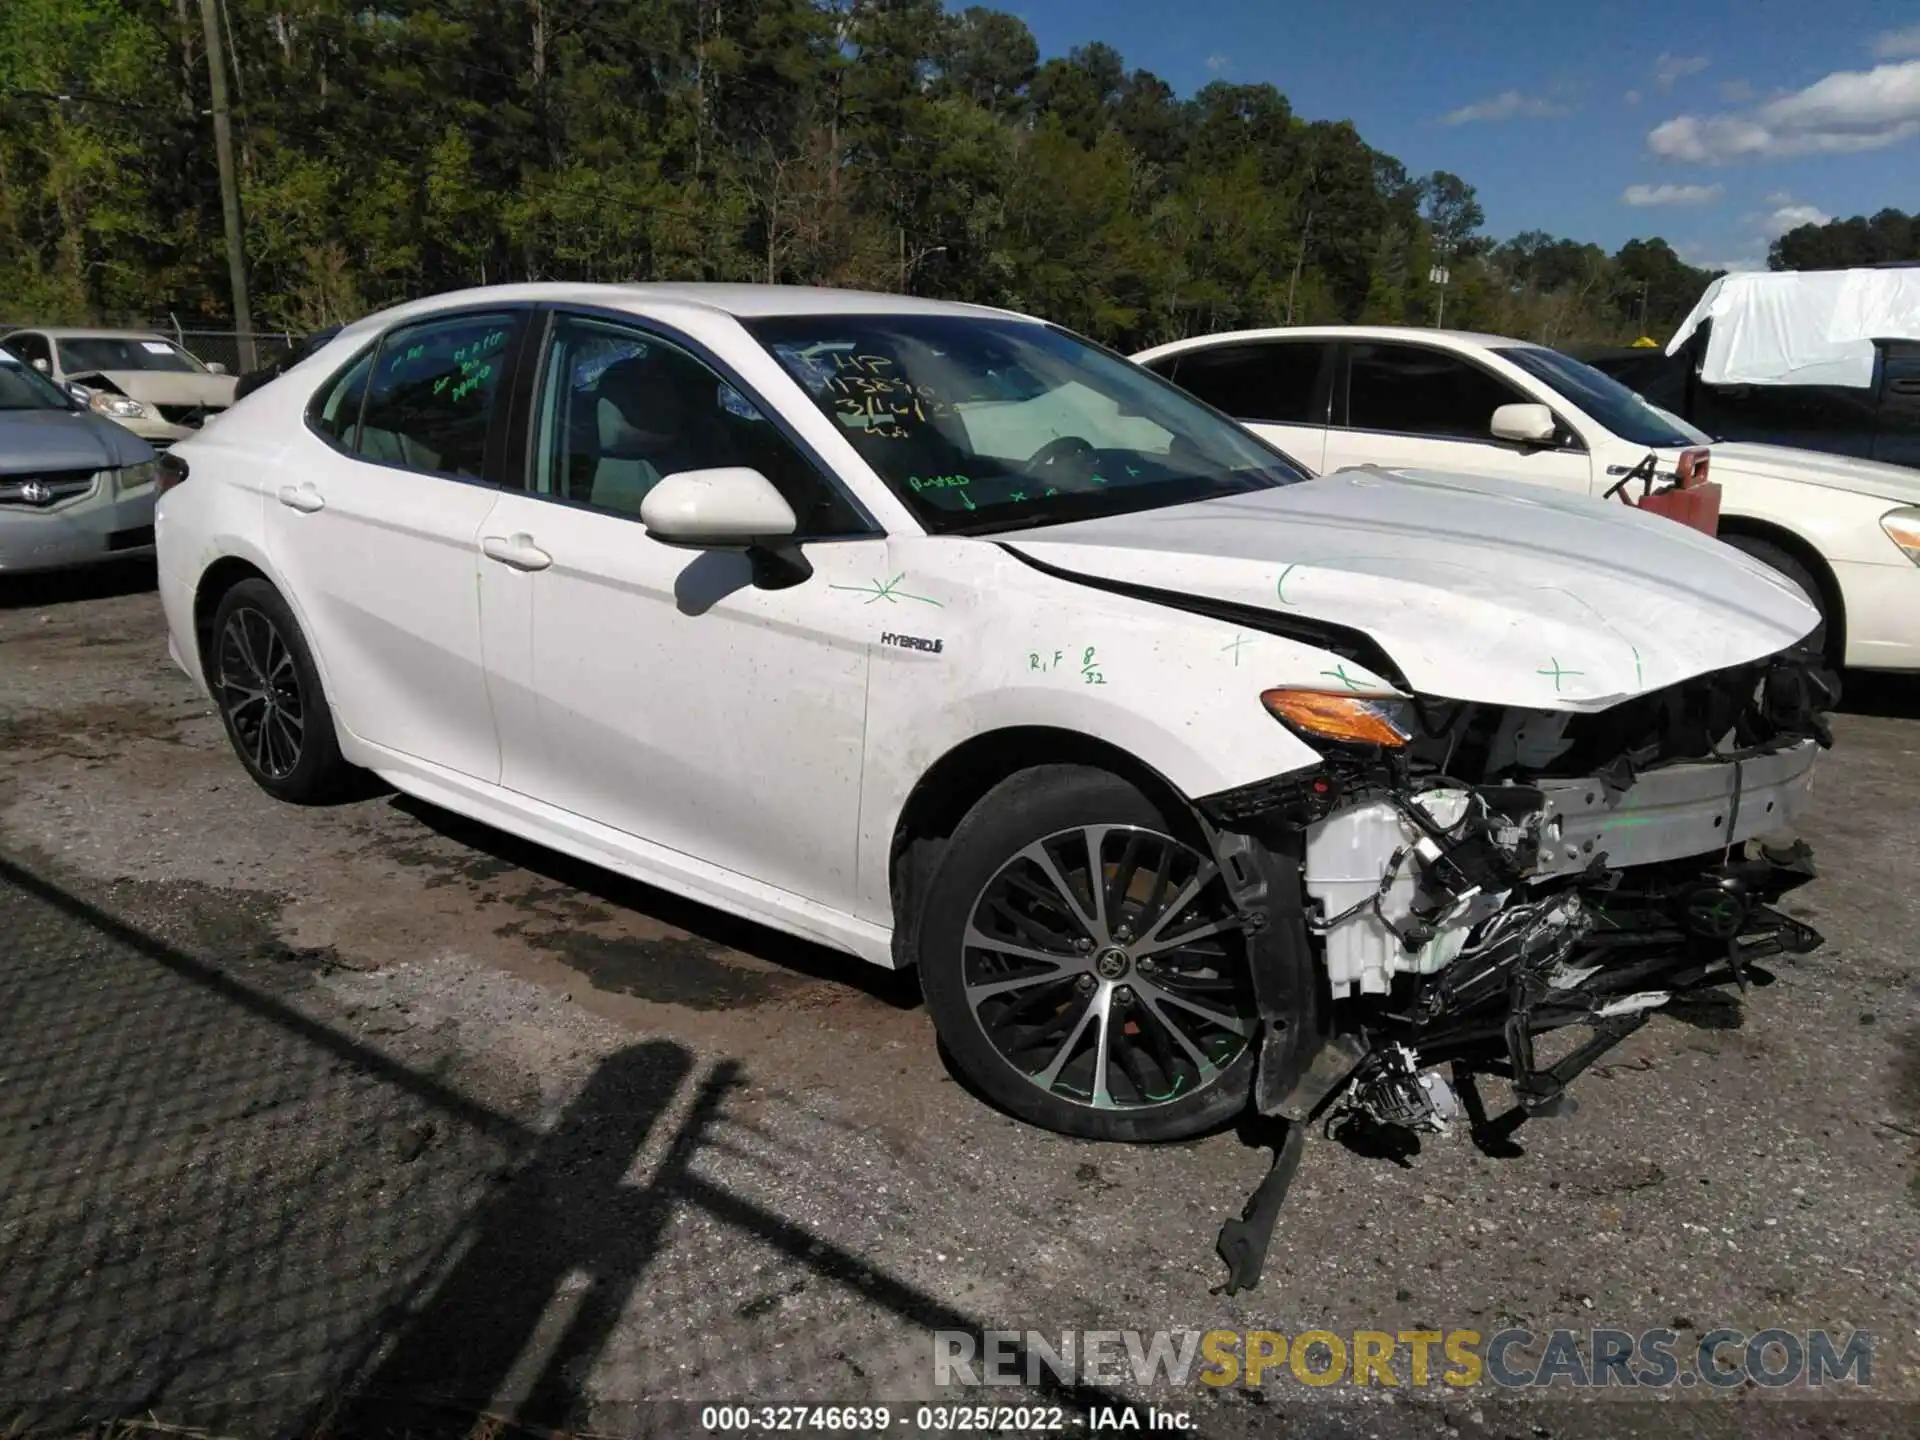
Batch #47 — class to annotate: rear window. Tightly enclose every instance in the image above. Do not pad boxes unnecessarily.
[1162,341,1328,425]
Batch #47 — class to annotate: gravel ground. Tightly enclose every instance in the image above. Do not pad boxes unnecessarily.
[1,561,1916,1439]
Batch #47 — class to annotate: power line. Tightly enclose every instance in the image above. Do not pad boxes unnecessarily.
[3,86,194,115]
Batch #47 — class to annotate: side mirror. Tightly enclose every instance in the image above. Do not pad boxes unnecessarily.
[206,362,229,376]
[640,466,811,588]
[1490,402,1558,446]
[66,382,92,404]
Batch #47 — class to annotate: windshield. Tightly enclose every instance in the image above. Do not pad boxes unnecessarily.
[57,336,205,375]
[0,349,77,411]
[747,314,1307,534]
[1497,345,1711,448]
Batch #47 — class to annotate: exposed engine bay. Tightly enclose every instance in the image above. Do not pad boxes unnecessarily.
[1202,645,1838,1294]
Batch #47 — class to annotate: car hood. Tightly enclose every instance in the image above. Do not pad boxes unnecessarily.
[1703,441,1920,506]
[74,370,238,409]
[0,407,153,471]
[998,467,1820,711]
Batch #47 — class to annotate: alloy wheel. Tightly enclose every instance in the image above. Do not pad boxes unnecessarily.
[217,607,305,780]
[962,824,1255,1111]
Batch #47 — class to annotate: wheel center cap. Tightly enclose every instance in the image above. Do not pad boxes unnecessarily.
[1094,946,1130,980]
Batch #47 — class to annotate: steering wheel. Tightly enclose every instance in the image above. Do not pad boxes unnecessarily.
[1023,434,1099,485]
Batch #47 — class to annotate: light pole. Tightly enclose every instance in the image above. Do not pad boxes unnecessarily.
[1430,258,1452,328]
[198,0,254,372]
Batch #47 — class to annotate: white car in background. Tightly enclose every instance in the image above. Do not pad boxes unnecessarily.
[156,284,1831,1171]
[1134,326,1920,670]
[0,327,238,450]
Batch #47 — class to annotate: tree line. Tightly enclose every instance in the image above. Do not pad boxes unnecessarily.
[1770,209,1920,273]
[0,0,1764,351]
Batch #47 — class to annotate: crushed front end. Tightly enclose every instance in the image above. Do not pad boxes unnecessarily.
[1199,645,1837,1291]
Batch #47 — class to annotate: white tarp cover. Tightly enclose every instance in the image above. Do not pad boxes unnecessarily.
[1665,268,1920,388]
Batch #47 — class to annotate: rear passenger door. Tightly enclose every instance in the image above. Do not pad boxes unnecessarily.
[1323,341,1593,496]
[267,308,531,782]
[1150,340,1332,472]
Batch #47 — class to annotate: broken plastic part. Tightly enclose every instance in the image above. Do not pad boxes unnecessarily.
[1214,1120,1305,1297]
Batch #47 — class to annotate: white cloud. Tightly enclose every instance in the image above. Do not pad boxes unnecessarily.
[1654,53,1711,91]
[1762,189,1794,205]
[1717,79,1755,102]
[1872,24,1920,59]
[1204,54,1230,74]
[1624,88,1643,106]
[1622,182,1724,207]
[1758,202,1831,238]
[1441,90,1570,125]
[1647,58,1920,161]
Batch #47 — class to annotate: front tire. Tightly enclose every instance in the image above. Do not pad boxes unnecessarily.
[914,765,1260,1142]
[208,578,352,804]
[1723,535,1831,661]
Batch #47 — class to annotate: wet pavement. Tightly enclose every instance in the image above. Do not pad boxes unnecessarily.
[2,562,1917,1438]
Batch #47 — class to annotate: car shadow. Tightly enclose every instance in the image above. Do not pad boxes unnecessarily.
[0,557,156,609]
[1838,668,1920,719]
[389,793,924,1011]
[0,851,1131,1438]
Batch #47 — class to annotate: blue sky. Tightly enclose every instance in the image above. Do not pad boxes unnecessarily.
[1009,0,1920,269]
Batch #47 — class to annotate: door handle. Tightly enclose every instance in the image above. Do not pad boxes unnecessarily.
[482,533,553,572]
[276,484,325,514]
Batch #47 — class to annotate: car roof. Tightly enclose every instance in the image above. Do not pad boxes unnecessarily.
[1134,324,1534,360]
[334,283,1031,340]
[6,327,176,342]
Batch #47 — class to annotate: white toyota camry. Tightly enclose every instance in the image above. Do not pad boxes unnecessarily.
[156,284,1836,1154]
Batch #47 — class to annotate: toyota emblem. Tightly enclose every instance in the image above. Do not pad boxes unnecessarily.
[20,481,52,504]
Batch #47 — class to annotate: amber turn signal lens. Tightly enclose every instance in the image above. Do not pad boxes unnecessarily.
[1261,689,1411,747]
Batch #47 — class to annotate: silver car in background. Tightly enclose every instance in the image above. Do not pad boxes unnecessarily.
[0,348,160,573]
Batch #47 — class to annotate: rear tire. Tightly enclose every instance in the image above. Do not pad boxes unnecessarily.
[1722,534,1831,660]
[913,765,1260,1142]
[208,578,352,804]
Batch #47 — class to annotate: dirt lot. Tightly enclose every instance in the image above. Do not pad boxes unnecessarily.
[2,561,1918,1439]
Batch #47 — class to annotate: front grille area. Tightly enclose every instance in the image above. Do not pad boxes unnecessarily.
[0,469,97,508]
[156,403,220,426]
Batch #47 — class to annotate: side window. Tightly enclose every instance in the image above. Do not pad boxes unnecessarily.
[1344,343,1527,441]
[7,333,52,371]
[1166,342,1327,424]
[353,313,522,479]
[1693,381,1877,456]
[533,315,868,536]
[1877,343,1920,467]
[310,348,374,448]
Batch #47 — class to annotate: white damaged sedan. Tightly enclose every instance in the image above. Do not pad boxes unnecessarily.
[155,284,1835,1174]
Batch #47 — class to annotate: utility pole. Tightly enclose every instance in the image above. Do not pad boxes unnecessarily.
[199,0,254,371]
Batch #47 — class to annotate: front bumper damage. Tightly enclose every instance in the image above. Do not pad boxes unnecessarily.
[1198,655,1835,1294]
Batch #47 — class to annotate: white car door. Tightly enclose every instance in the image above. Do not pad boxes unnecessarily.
[476,311,882,911]
[266,309,528,783]
[1146,339,1332,472]
[1320,339,1595,496]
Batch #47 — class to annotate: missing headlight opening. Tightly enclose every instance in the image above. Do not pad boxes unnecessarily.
[1201,645,1838,1296]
